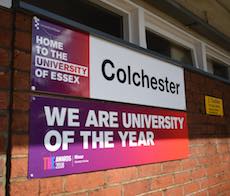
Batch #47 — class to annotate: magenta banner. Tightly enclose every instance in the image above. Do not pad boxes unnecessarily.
[31,17,89,97]
[28,96,188,178]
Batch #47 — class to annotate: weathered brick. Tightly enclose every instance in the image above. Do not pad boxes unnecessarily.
[206,165,222,176]
[12,112,28,132]
[189,138,210,146]
[162,161,181,173]
[221,181,230,192]
[0,115,8,132]
[197,156,210,165]
[181,158,197,170]
[138,163,161,177]
[123,179,150,196]
[174,171,191,184]
[152,175,174,189]
[0,91,9,110]
[191,168,206,179]
[66,193,87,196]
[200,177,218,189]
[65,172,104,192]
[141,191,163,196]
[39,177,63,195]
[0,136,5,154]
[0,29,12,48]
[205,145,217,155]
[11,135,28,156]
[0,182,4,196]
[0,48,10,66]
[13,71,30,90]
[13,92,30,111]
[193,190,208,196]
[10,180,39,196]
[222,163,230,176]
[207,155,221,165]
[221,153,230,162]
[187,102,198,113]
[10,157,27,178]
[16,13,32,32]
[0,9,13,29]
[208,184,222,196]
[0,71,9,89]
[217,143,229,153]
[188,114,208,125]
[188,125,208,137]
[165,186,183,196]
[14,50,31,71]
[0,158,4,177]
[105,167,137,184]
[190,146,206,157]
[89,186,121,196]
[184,182,200,194]
[15,31,31,51]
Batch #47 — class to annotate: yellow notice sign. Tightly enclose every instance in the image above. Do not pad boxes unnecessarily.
[205,96,224,116]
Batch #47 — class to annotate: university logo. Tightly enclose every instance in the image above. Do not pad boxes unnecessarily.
[31,17,90,97]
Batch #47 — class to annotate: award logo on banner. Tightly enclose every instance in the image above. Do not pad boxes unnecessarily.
[31,16,90,97]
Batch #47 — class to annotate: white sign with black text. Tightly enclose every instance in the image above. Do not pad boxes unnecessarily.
[90,36,186,110]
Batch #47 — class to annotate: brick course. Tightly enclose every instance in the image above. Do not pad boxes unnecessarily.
[0,7,13,196]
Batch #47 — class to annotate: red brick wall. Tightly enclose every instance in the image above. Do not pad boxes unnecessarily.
[1,8,230,196]
[0,7,13,196]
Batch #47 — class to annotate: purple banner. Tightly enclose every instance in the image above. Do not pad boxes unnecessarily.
[31,17,90,97]
[28,96,188,178]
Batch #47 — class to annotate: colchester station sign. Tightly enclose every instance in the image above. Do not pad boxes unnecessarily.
[28,17,188,178]
[31,17,186,110]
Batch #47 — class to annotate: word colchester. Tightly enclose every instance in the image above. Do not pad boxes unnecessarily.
[102,59,181,94]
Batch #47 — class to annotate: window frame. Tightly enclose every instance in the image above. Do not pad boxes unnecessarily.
[143,11,199,68]
[89,0,131,41]
[145,27,195,66]
[206,45,230,79]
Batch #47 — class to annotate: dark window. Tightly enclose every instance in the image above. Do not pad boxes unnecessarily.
[207,58,229,80]
[146,29,193,65]
[22,0,124,39]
